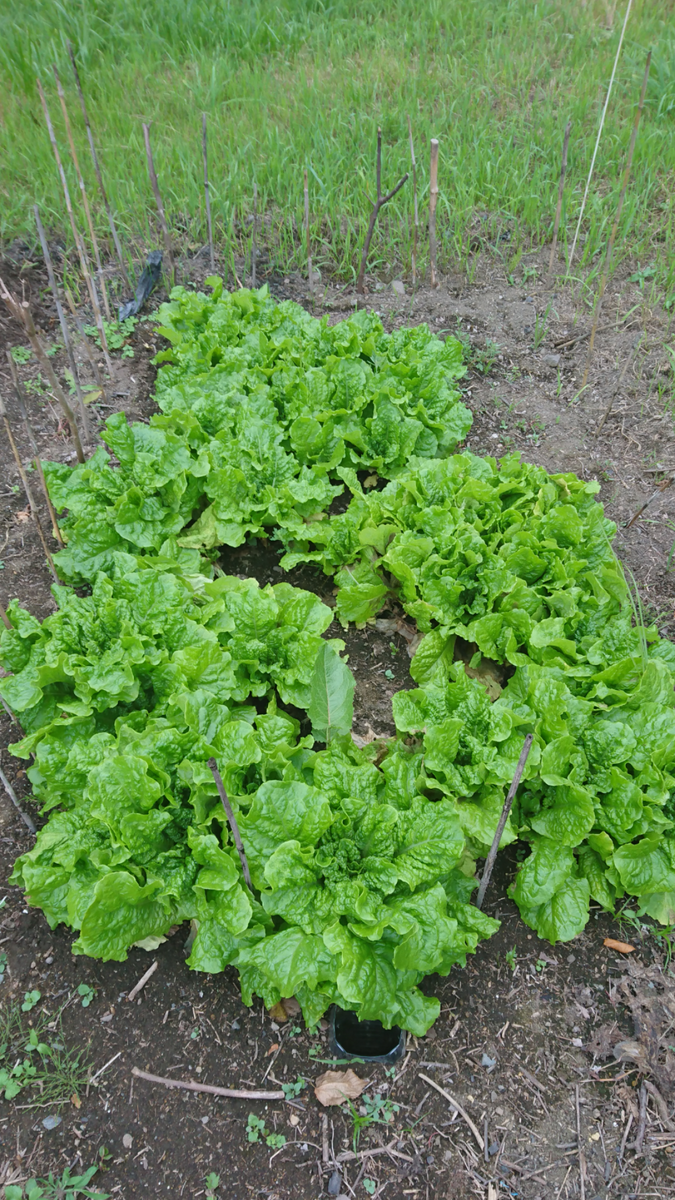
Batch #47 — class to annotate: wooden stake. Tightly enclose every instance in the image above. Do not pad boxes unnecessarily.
[0,604,11,630]
[202,113,215,274]
[251,181,257,287]
[0,757,36,835]
[36,77,113,371]
[6,351,64,545]
[356,129,409,294]
[207,758,253,891]
[303,169,312,292]
[131,1066,284,1102]
[429,138,439,287]
[67,42,129,289]
[407,115,419,288]
[142,123,175,287]
[34,206,91,443]
[0,280,85,463]
[0,395,60,583]
[475,733,534,910]
[64,286,107,398]
[569,0,632,268]
[548,119,571,276]
[53,64,111,320]
[582,51,651,389]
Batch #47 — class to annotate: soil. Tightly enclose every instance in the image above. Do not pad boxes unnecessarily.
[1,240,675,1198]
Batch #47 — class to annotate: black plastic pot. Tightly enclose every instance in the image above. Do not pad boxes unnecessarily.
[328,1006,406,1065]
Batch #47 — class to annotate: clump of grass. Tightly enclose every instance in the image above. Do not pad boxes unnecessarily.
[0,998,90,1107]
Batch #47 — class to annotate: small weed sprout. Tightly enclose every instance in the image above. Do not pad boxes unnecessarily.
[3,1164,108,1199]
[10,345,31,364]
[22,990,41,1012]
[77,983,95,1008]
[205,1172,221,1198]
[505,947,517,971]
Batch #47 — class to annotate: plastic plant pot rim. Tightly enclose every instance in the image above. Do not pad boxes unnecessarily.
[328,1005,406,1065]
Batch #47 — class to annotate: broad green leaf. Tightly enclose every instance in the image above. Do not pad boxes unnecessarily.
[308,642,355,741]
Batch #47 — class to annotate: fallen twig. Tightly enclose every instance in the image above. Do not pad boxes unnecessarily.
[131,1066,284,1101]
[595,331,641,435]
[418,1072,484,1151]
[336,1140,413,1165]
[429,138,439,287]
[644,1080,675,1132]
[127,960,158,1003]
[625,475,674,528]
[142,123,175,286]
[475,733,533,909]
[575,1083,586,1200]
[202,114,215,275]
[634,1081,648,1156]
[207,758,253,890]
[548,118,571,277]
[0,756,36,835]
[89,1051,122,1085]
[356,129,408,293]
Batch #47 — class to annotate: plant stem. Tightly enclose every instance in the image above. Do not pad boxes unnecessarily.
[475,733,534,910]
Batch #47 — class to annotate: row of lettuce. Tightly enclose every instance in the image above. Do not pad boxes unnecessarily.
[1,283,674,1035]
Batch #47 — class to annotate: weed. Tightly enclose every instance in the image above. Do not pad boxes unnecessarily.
[532,301,556,351]
[21,989,41,1012]
[505,947,517,972]
[77,983,95,1008]
[4,1165,108,1199]
[350,1092,400,1150]
[0,1000,90,1107]
[281,1076,307,1099]
[245,1112,286,1148]
[10,346,31,364]
[0,951,7,983]
[363,1182,377,1196]
[83,318,137,356]
[205,1172,220,1199]
[535,958,546,973]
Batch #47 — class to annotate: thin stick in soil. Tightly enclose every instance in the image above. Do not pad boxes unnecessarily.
[131,1066,284,1101]
[0,395,61,584]
[418,1073,484,1151]
[142,122,175,287]
[52,64,111,320]
[251,181,258,288]
[595,330,642,435]
[67,40,130,289]
[0,603,12,630]
[34,206,92,443]
[0,754,36,835]
[207,757,253,891]
[575,1083,586,1200]
[6,350,64,544]
[127,960,158,1003]
[569,0,633,268]
[304,168,312,293]
[35,77,113,372]
[356,128,408,294]
[548,118,571,277]
[64,287,108,399]
[0,281,85,463]
[582,51,651,389]
[202,113,215,274]
[407,115,418,288]
[429,138,439,287]
[475,733,534,910]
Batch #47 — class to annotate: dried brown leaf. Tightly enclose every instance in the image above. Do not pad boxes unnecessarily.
[314,1068,367,1107]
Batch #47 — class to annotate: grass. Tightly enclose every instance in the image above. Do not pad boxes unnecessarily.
[0,997,91,1107]
[0,1,674,290]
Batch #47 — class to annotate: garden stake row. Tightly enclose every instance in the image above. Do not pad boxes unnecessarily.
[6,350,64,545]
[67,40,130,289]
[36,77,113,372]
[53,63,111,321]
[548,117,571,277]
[0,394,60,584]
[202,113,215,274]
[356,128,409,294]
[407,115,419,288]
[429,138,439,287]
[0,279,85,463]
[569,0,632,268]
[64,286,108,401]
[143,122,175,287]
[582,50,651,389]
[34,205,91,443]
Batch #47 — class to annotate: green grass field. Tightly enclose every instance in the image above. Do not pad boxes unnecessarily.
[1,0,674,289]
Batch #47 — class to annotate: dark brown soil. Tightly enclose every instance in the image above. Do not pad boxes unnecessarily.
[1,242,674,1198]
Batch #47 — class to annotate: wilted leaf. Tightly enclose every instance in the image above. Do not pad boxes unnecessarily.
[314,1068,367,1107]
[603,938,635,954]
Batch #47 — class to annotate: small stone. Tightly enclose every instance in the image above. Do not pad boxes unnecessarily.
[391,280,405,295]
[327,1169,342,1195]
[481,1053,497,1068]
[289,1113,300,1126]
[42,1115,61,1130]
[122,1134,133,1149]
[231,1019,241,1030]
[542,353,561,367]
[567,954,576,964]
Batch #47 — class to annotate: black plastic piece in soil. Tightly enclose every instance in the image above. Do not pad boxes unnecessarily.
[329,1006,405,1064]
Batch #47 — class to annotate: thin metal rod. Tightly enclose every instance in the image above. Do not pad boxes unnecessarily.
[475,734,534,910]
[582,51,651,389]
[569,0,632,268]
[429,138,439,287]
[548,118,571,276]
[0,757,37,835]
[34,205,91,442]
[36,77,112,370]
[304,169,312,293]
[202,113,215,274]
[407,115,418,288]
[142,123,175,287]
[67,41,130,288]
[207,758,253,891]
[53,64,111,320]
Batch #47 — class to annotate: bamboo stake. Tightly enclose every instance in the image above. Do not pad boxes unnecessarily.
[208,758,253,891]
[303,169,312,292]
[0,757,36,836]
[36,77,112,370]
[0,604,11,630]
[582,51,651,389]
[356,129,409,294]
[569,0,632,268]
[53,64,111,320]
[64,287,107,398]
[0,281,85,463]
[142,123,175,287]
[67,41,129,288]
[429,139,439,287]
[6,351,64,545]
[0,396,60,583]
[251,181,257,287]
[202,113,215,274]
[407,115,419,288]
[548,118,572,276]
[475,733,534,910]
[34,206,91,442]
